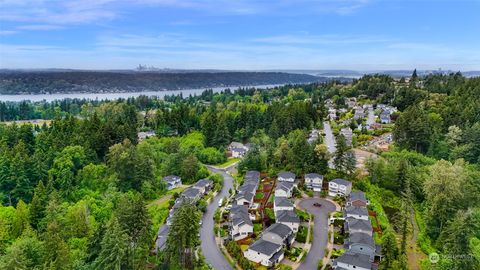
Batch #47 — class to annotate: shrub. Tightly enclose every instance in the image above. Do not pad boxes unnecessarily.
[265,208,275,220]
[296,226,308,243]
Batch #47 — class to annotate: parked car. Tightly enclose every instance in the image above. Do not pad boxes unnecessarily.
[218,198,224,207]
[313,202,322,207]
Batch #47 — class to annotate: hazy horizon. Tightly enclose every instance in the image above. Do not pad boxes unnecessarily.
[1,0,479,70]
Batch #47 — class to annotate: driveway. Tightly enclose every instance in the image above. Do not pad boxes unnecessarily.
[297,198,336,270]
[200,166,235,270]
[323,121,336,168]
[367,106,375,126]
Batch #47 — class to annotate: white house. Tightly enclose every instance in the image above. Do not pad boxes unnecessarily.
[137,130,156,141]
[304,173,323,191]
[244,239,284,267]
[273,197,294,214]
[230,205,253,241]
[278,172,295,182]
[328,178,352,197]
[275,182,294,198]
[163,175,182,190]
[333,252,373,270]
[228,142,250,158]
[344,206,369,221]
[276,210,301,233]
[261,223,294,247]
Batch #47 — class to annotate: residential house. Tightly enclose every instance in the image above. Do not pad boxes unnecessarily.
[340,127,353,146]
[333,252,374,270]
[137,130,156,141]
[347,191,368,207]
[344,206,369,221]
[228,142,250,157]
[353,107,366,120]
[163,175,182,190]
[235,191,255,206]
[278,172,295,182]
[193,179,213,195]
[181,187,202,202]
[276,210,301,233]
[230,205,254,241]
[274,197,294,214]
[345,232,381,261]
[244,239,284,267]
[261,223,295,247]
[231,147,247,158]
[380,110,391,124]
[304,173,323,192]
[345,217,373,236]
[275,182,294,198]
[328,178,352,197]
[307,129,319,144]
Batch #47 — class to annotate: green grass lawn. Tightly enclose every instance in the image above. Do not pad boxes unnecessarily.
[215,157,241,168]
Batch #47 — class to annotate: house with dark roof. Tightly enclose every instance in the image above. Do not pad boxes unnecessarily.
[181,187,202,202]
[347,191,368,207]
[380,110,391,124]
[163,175,182,190]
[304,173,323,191]
[333,252,374,270]
[274,197,294,214]
[276,210,301,233]
[229,205,253,241]
[345,217,373,236]
[261,223,295,247]
[235,191,255,206]
[345,232,381,261]
[328,178,352,197]
[344,206,369,221]
[245,170,261,184]
[244,239,284,267]
[193,179,213,194]
[275,182,294,198]
[278,172,295,182]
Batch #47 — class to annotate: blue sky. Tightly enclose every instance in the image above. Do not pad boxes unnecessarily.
[0,0,479,70]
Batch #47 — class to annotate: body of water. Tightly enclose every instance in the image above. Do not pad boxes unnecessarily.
[0,84,282,102]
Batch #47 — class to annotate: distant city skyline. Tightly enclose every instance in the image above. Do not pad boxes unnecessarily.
[1,0,479,70]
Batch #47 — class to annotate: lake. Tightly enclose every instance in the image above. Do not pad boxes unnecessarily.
[0,84,282,102]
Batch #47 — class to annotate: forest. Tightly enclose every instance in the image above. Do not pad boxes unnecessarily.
[0,72,479,270]
[0,71,324,94]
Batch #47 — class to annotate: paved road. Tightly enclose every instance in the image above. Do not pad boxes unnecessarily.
[366,106,375,127]
[297,198,336,270]
[200,166,235,270]
[323,121,336,168]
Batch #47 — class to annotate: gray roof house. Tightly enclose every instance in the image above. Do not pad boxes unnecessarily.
[329,178,352,197]
[245,170,261,182]
[333,252,374,270]
[274,197,294,212]
[275,181,295,198]
[181,187,202,202]
[194,179,213,194]
[345,232,381,260]
[235,191,255,206]
[278,172,295,182]
[244,239,284,267]
[230,205,253,240]
[380,111,391,124]
[304,173,323,191]
[163,175,182,190]
[276,210,301,233]
[345,217,373,236]
[261,223,294,246]
[344,206,369,221]
[347,191,368,207]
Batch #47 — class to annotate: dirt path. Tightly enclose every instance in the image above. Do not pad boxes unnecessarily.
[407,211,426,270]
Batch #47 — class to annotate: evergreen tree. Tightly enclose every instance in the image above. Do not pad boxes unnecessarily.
[95,217,128,270]
[29,181,48,229]
[165,201,201,269]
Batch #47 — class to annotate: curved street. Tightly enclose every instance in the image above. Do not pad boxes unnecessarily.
[200,165,235,270]
[297,198,336,270]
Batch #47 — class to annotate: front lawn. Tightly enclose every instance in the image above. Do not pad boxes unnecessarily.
[216,157,241,168]
[255,192,265,200]
[285,247,303,262]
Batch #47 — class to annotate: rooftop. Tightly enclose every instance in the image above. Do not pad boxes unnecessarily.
[276,210,301,224]
[330,178,352,186]
[345,206,369,216]
[263,223,292,239]
[334,252,372,269]
[274,197,294,208]
[278,171,295,179]
[247,239,282,256]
